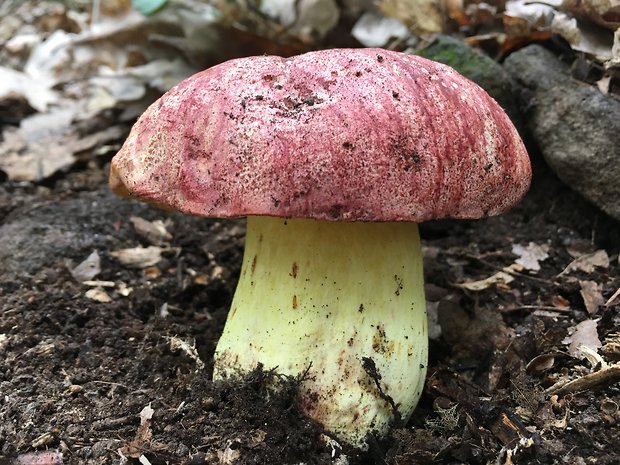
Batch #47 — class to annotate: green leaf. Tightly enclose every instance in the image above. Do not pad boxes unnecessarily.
[132,0,168,16]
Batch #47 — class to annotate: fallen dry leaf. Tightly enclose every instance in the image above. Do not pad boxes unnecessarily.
[456,263,523,291]
[512,242,550,271]
[502,0,617,63]
[70,250,101,282]
[607,28,620,73]
[0,110,125,181]
[130,216,172,245]
[351,11,410,47]
[0,66,58,112]
[118,404,156,459]
[167,336,205,370]
[504,0,555,36]
[140,404,154,425]
[563,0,620,30]
[579,280,605,314]
[551,12,615,61]
[85,288,113,303]
[560,249,610,275]
[564,319,602,357]
[379,0,443,36]
[259,0,340,39]
[110,246,166,268]
[218,445,241,465]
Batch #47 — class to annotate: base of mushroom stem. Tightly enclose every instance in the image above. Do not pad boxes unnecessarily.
[213,216,428,448]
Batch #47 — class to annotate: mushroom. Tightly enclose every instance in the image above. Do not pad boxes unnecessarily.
[109,48,531,447]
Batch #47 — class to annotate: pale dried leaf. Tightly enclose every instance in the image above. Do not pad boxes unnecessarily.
[504,0,556,35]
[5,33,41,56]
[0,109,125,181]
[122,58,196,92]
[596,74,612,93]
[379,0,443,35]
[85,288,113,303]
[71,251,101,282]
[564,319,602,357]
[218,446,241,465]
[117,282,133,296]
[295,0,341,38]
[259,0,339,38]
[457,263,523,291]
[130,216,172,245]
[351,11,411,47]
[551,12,614,61]
[512,242,550,271]
[563,0,620,29]
[23,29,74,85]
[0,66,58,112]
[88,76,146,110]
[118,403,155,458]
[167,336,205,370]
[606,27,620,70]
[159,302,170,318]
[140,404,154,425]
[110,246,164,268]
[458,271,514,291]
[560,249,610,275]
[579,280,605,314]
[579,344,607,368]
[87,59,195,112]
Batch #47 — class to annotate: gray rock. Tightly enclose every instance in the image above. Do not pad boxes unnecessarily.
[504,45,620,221]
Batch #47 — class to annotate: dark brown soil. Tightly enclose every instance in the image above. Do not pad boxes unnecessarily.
[1,131,619,464]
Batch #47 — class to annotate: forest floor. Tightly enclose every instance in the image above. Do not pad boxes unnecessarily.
[1,129,619,465]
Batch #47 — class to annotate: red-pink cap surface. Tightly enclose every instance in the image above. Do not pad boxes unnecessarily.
[110,48,531,222]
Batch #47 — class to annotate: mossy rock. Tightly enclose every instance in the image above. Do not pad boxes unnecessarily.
[417,35,519,124]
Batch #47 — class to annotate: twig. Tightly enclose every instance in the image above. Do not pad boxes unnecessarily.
[447,251,560,286]
[545,364,620,396]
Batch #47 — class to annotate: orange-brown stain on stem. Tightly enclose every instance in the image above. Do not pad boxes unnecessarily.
[291,262,298,278]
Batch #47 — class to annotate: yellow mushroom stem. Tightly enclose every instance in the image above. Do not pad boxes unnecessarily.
[213,216,428,447]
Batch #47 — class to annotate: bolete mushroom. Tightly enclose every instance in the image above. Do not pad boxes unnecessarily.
[109,48,531,447]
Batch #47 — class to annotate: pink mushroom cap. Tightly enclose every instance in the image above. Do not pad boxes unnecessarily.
[110,48,531,222]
